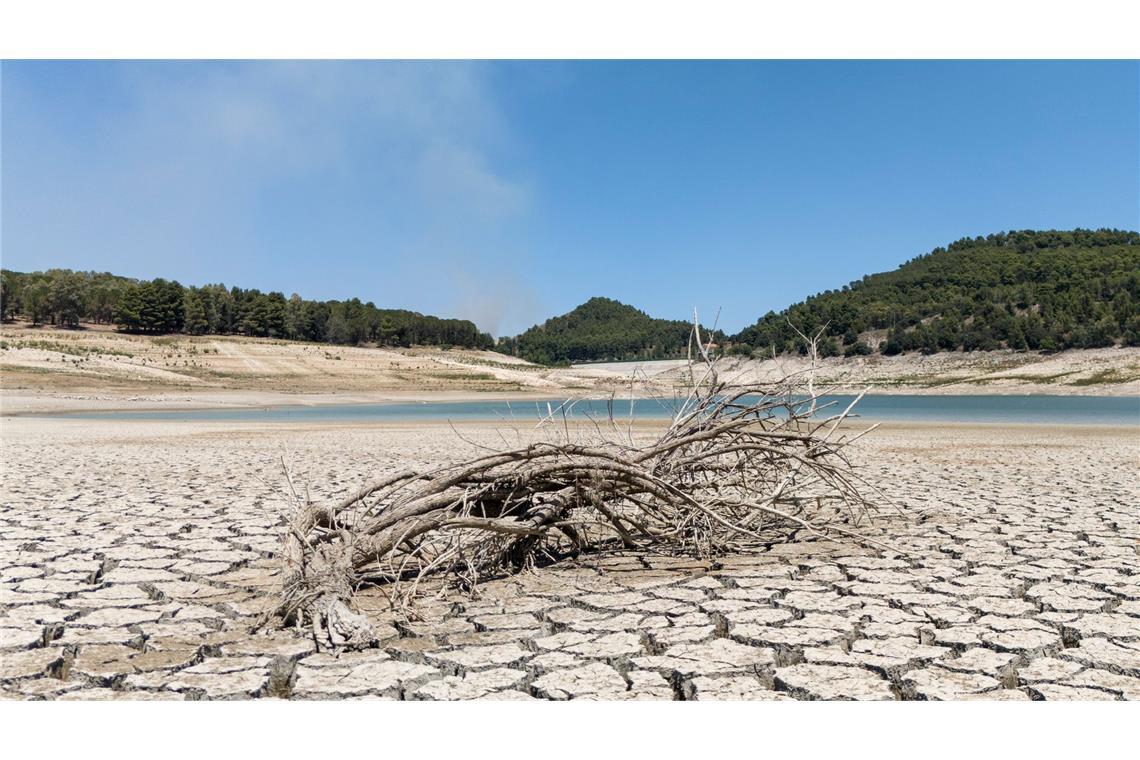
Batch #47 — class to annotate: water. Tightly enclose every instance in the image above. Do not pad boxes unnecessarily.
[42,394,1140,426]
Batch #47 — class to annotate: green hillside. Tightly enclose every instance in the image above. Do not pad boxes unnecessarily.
[6,229,1136,363]
[730,229,1140,357]
[497,297,721,365]
[0,268,494,350]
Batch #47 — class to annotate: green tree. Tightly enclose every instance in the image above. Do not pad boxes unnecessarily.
[183,289,209,335]
[23,280,51,325]
[730,229,1138,356]
[0,272,21,321]
[115,284,144,331]
[48,271,86,327]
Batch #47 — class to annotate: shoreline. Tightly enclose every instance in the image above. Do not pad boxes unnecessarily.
[2,327,1139,415]
[3,414,1136,437]
[3,386,1139,417]
[1,386,1135,428]
[0,388,568,416]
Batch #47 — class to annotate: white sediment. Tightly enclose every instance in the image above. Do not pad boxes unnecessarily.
[0,412,1137,700]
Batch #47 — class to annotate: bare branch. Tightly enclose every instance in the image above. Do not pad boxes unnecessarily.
[262,317,889,649]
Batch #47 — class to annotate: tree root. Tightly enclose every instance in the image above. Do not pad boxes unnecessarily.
[263,321,894,649]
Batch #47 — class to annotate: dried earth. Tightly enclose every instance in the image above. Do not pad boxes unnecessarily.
[2,325,1138,418]
[646,347,1140,397]
[0,324,627,414]
[0,416,1137,700]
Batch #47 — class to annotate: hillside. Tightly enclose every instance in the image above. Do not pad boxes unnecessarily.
[3,322,1137,415]
[497,297,722,365]
[6,229,1137,366]
[0,322,646,408]
[730,229,1140,357]
[0,269,494,350]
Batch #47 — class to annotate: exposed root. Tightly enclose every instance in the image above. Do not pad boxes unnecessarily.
[263,318,894,649]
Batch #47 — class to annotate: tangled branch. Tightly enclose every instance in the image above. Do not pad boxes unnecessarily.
[263,322,891,649]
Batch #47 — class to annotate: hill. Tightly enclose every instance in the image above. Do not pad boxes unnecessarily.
[0,321,641,403]
[0,268,494,350]
[497,297,722,365]
[730,229,1140,357]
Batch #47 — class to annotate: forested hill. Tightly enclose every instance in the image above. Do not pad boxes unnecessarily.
[497,297,723,365]
[730,229,1140,357]
[0,269,494,349]
[6,228,1136,360]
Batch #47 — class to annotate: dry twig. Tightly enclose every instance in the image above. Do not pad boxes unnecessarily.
[263,317,888,649]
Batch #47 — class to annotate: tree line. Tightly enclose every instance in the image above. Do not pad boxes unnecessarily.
[496,296,725,365]
[0,269,494,349]
[6,228,1135,362]
[728,229,1140,357]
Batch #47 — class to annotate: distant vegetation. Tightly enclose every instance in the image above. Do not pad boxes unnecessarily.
[498,229,1139,365]
[6,228,1136,363]
[496,297,724,365]
[0,270,494,350]
[729,229,1140,357]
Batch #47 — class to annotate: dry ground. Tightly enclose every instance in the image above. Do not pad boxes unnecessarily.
[1,416,1137,700]
[0,323,629,412]
[647,349,1140,396]
[2,324,1139,416]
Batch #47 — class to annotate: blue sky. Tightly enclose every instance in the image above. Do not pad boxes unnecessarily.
[2,60,1137,336]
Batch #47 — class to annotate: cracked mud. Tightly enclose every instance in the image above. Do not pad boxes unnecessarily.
[1,419,1137,700]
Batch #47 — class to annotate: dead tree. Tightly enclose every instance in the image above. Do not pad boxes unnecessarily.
[786,317,830,414]
[264,322,888,650]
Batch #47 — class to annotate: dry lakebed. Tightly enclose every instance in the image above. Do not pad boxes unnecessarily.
[1,404,1137,700]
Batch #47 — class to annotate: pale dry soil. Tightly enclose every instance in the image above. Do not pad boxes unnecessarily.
[652,348,1140,396]
[0,417,1137,701]
[2,325,1139,417]
[0,324,625,414]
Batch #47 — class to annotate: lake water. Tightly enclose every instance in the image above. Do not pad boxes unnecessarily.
[45,394,1140,426]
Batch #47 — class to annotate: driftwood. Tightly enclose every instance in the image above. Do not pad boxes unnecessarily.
[263,323,888,650]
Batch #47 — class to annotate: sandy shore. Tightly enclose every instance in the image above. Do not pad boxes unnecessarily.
[2,325,1139,415]
[650,348,1140,397]
[0,324,629,412]
[1,413,1138,700]
[0,388,577,416]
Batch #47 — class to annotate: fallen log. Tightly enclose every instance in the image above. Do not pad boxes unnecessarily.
[263,325,889,649]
